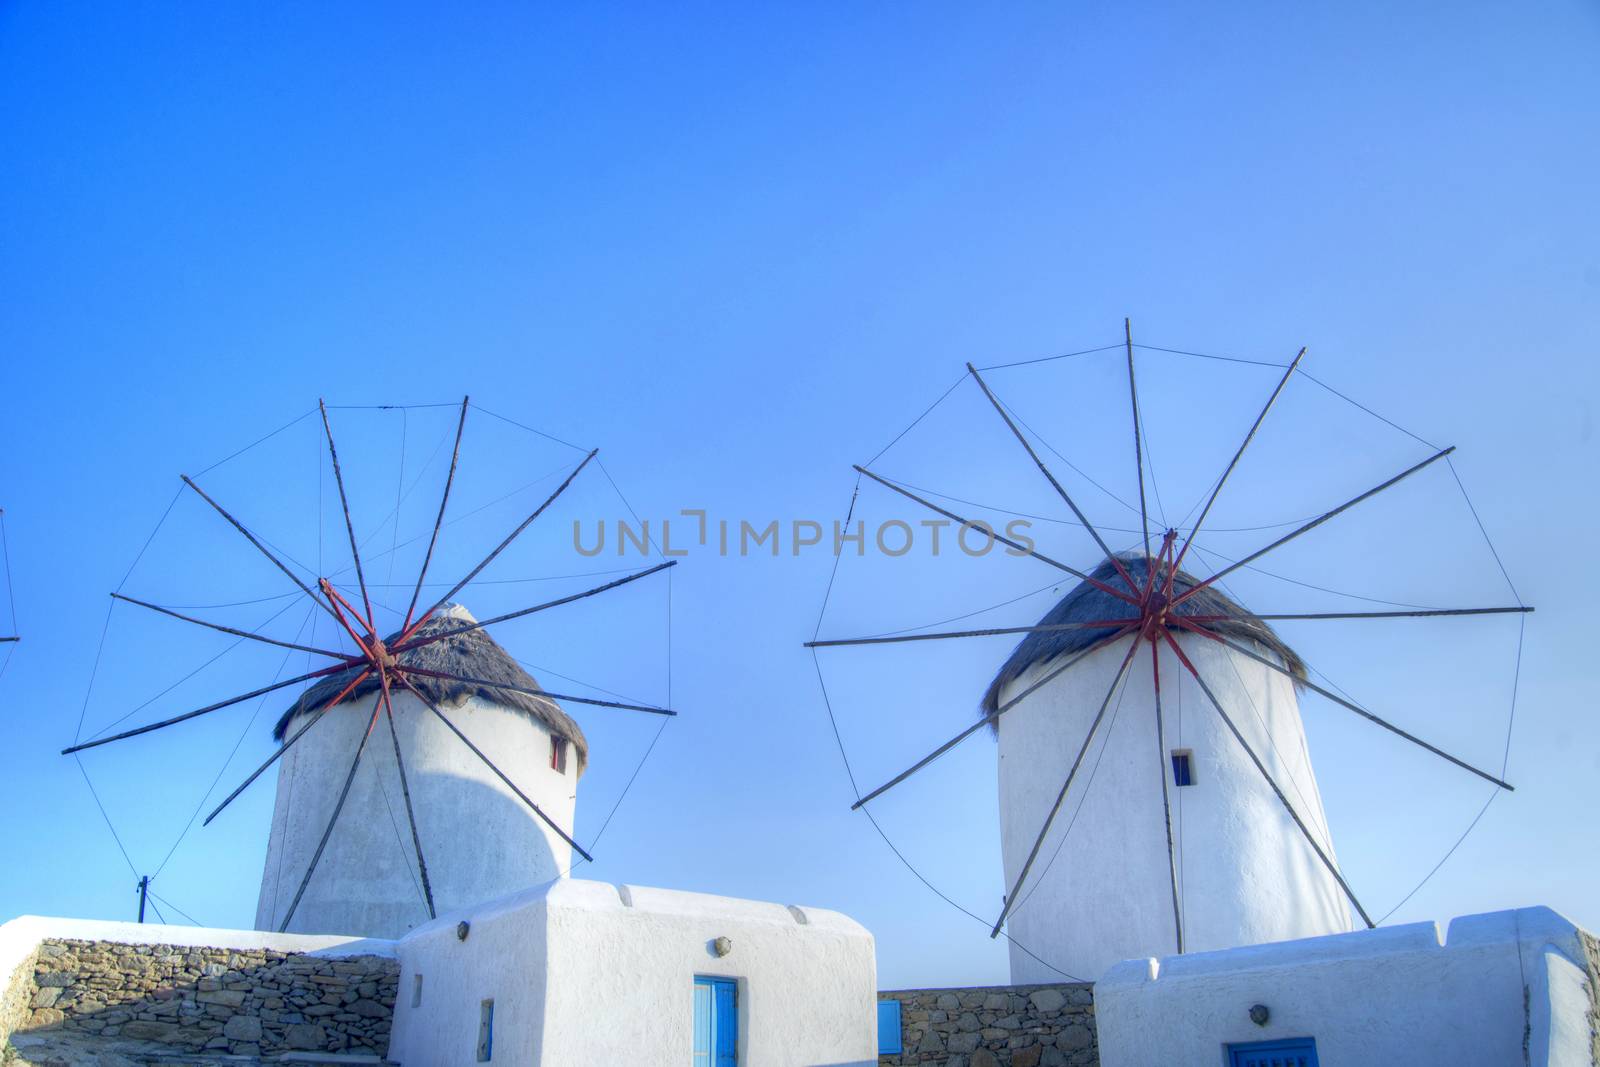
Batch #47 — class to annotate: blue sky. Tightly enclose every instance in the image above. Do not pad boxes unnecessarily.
[1,2,1596,988]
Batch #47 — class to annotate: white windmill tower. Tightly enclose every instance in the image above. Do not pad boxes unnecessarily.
[985,553,1350,983]
[256,604,588,939]
[809,328,1524,984]
[61,398,679,942]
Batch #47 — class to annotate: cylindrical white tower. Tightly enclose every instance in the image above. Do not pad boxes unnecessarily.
[990,556,1351,983]
[256,604,586,939]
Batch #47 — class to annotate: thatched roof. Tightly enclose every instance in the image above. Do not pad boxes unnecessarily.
[274,604,588,773]
[980,553,1305,717]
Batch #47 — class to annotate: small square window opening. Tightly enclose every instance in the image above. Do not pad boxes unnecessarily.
[550,736,568,774]
[1171,749,1195,787]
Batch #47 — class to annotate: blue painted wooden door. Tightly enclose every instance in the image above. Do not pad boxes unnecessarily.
[1228,1037,1319,1067]
[693,977,737,1066]
[876,1000,903,1055]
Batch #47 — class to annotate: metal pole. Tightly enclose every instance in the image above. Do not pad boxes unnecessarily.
[137,876,149,923]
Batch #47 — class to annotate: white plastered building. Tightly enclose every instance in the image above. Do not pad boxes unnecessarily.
[387,879,879,1066]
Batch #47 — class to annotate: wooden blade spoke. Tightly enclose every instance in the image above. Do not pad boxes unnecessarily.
[966,364,1141,595]
[62,659,365,756]
[849,629,1136,811]
[202,667,374,826]
[393,673,592,862]
[393,561,676,654]
[380,679,436,920]
[181,474,339,624]
[1125,319,1150,557]
[1173,446,1455,607]
[852,466,1141,606]
[807,619,1142,650]
[1150,639,1184,954]
[1169,617,1513,791]
[110,593,347,659]
[1159,628,1374,928]
[276,692,387,932]
[403,396,469,632]
[319,399,376,632]
[1177,607,1533,623]
[1169,347,1306,580]
[404,449,599,643]
[396,664,675,716]
[991,636,1141,937]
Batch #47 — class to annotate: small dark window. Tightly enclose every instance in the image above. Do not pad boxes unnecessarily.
[1171,749,1194,787]
[477,998,494,1061]
[550,736,568,774]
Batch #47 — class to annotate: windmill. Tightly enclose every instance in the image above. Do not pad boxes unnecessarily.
[63,398,676,936]
[808,323,1530,981]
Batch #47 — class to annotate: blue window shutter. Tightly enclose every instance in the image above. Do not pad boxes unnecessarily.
[1227,1037,1319,1067]
[877,1000,903,1055]
[692,982,712,1066]
[713,979,738,1067]
[695,977,737,1066]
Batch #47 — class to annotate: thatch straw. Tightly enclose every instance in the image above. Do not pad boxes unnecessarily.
[273,604,588,772]
[980,553,1305,718]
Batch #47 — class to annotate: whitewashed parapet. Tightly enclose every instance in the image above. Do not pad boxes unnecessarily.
[1096,905,1595,1067]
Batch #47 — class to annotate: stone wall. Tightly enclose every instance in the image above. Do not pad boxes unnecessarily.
[878,983,1096,1067]
[14,938,397,1057]
[1582,929,1599,1067]
[0,945,40,1047]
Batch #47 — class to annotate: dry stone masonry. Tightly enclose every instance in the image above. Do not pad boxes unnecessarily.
[15,939,397,1058]
[1583,930,1600,1067]
[878,982,1097,1067]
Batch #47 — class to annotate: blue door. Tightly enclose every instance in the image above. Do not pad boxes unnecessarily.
[877,1000,903,1055]
[693,977,737,1066]
[1228,1037,1319,1067]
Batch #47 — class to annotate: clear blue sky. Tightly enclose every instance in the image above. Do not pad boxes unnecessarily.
[1,2,1596,989]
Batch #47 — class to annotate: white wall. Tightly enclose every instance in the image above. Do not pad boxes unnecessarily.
[387,878,878,1067]
[997,631,1351,983]
[1095,905,1595,1067]
[257,686,577,939]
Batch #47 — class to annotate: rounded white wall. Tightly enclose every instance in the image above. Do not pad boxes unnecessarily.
[256,688,577,939]
[997,631,1351,983]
